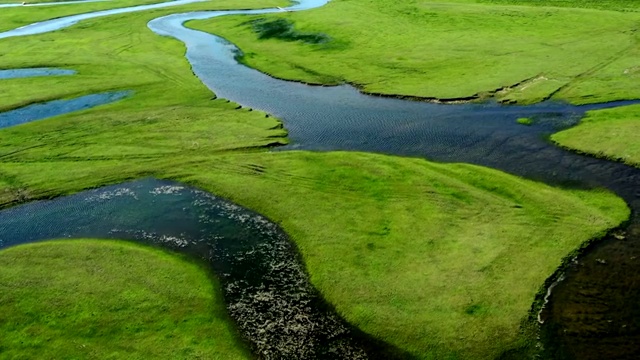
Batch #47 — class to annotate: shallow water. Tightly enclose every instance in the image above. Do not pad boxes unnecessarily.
[0,91,129,129]
[0,178,400,359]
[1,0,640,357]
[0,67,74,79]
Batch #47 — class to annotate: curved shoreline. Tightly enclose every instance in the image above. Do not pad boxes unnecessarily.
[0,178,411,359]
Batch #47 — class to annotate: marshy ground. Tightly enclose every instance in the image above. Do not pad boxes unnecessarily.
[0,0,638,359]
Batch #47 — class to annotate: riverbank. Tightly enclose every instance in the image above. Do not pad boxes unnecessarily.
[0,239,251,359]
[0,0,633,359]
[190,0,640,105]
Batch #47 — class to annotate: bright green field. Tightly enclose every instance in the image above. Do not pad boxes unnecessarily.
[0,0,633,359]
[190,0,640,104]
[0,240,250,359]
[552,104,640,167]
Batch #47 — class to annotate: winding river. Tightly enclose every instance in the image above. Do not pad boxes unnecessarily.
[1,0,640,358]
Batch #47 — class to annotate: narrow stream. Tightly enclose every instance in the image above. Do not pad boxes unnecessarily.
[1,0,639,358]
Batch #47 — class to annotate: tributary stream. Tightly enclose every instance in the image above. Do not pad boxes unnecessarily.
[1,0,639,358]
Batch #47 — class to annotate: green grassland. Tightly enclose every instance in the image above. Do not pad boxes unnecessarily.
[0,240,250,359]
[0,0,178,32]
[477,0,640,12]
[189,0,640,104]
[168,152,628,359]
[0,0,633,359]
[552,104,640,167]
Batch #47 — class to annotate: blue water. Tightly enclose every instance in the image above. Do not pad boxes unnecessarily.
[0,91,129,129]
[0,67,75,79]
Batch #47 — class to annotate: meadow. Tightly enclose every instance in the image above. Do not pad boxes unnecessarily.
[0,0,635,358]
[0,240,251,359]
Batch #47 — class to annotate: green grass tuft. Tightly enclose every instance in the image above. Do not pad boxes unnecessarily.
[517,117,533,125]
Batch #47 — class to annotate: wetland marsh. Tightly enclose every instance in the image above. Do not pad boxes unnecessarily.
[0,0,639,359]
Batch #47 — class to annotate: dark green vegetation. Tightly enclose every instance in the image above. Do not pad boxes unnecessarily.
[0,0,635,359]
[250,18,329,44]
[0,240,250,359]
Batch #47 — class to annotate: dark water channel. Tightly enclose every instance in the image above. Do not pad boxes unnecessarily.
[1,0,640,358]
[0,178,396,359]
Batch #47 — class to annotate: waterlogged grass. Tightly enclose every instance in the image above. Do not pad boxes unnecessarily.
[552,104,640,167]
[0,240,250,359]
[190,0,640,104]
[0,1,632,359]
